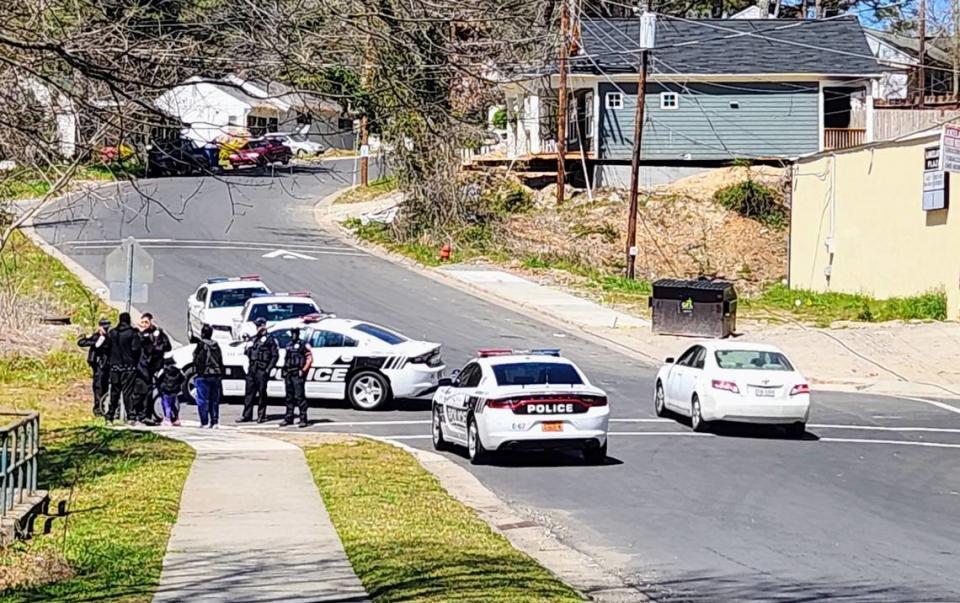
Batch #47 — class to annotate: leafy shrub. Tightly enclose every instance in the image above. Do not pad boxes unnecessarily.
[713,180,786,229]
[491,108,508,130]
[571,221,618,244]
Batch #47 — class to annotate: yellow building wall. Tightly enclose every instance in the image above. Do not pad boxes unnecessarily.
[789,136,960,319]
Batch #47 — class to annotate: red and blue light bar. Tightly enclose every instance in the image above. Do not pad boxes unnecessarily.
[477,348,561,358]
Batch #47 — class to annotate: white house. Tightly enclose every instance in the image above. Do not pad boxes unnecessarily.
[154,76,354,149]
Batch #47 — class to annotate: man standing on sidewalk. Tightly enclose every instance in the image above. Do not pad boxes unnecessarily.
[135,313,172,424]
[192,324,224,429]
[281,328,313,428]
[237,317,278,424]
[77,318,111,417]
[106,312,141,424]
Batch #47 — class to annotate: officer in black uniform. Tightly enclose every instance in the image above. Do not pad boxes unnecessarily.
[77,318,111,417]
[237,317,279,423]
[281,328,313,428]
[136,313,172,424]
[106,312,142,424]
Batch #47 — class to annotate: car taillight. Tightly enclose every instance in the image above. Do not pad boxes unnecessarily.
[712,380,740,394]
[790,383,810,396]
[581,395,607,406]
[485,399,514,409]
[409,348,442,367]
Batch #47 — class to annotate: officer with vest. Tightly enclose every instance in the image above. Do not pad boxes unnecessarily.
[237,317,279,423]
[77,318,111,417]
[281,328,313,428]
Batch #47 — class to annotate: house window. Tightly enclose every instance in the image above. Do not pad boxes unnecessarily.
[605,92,623,110]
[660,92,679,109]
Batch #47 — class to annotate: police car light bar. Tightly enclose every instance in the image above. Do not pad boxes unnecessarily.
[250,291,312,298]
[241,274,261,280]
[530,348,561,357]
[301,313,334,323]
[478,348,512,357]
[207,275,262,284]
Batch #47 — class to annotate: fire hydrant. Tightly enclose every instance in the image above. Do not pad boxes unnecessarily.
[439,243,452,262]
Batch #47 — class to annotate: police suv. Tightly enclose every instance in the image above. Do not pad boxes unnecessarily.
[169,314,445,410]
[187,276,270,340]
[231,291,323,340]
[431,349,610,464]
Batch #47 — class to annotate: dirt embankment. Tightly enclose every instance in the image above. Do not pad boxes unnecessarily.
[503,166,788,293]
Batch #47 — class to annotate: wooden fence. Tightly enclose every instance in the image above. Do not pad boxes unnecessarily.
[853,107,960,141]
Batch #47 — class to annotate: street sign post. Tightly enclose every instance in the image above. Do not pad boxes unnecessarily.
[105,237,154,312]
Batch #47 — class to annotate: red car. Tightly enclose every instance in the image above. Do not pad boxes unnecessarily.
[228,138,293,169]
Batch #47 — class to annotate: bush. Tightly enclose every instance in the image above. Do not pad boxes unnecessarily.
[491,107,508,130]
[713,180,786,229]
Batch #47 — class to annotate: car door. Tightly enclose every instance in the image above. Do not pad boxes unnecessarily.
[188,287,207,336]
[440,362,481,443]
[307,329,359,398]
[675,346,706,411]
[666,346,699,407]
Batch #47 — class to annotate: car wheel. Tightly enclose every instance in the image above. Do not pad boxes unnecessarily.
[186,314,194,341]
[347,371,391,411]
[583,441,607,465]
[432,405,449,451]
[181,366,198,406]
[655,382,667,417]
[691,395,709,433]
[786,422,806,439]
[297,149,306,158]
[467,417,488,465]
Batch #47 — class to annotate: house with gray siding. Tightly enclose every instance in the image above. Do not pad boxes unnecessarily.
[500,17,885,186]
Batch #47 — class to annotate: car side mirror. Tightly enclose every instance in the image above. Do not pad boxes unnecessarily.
[665,357,675,364]
[438,377,453,387]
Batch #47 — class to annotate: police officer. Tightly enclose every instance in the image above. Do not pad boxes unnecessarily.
[106,312,142,424]
[77,318,111,417]
[136,313,172,424]
[281,328,313,428]
[237,317,278,423]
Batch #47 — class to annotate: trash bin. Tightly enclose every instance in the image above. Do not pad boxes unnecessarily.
[649,278,737,338]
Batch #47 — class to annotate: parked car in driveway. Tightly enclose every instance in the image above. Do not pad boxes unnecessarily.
[227,138,292,169]
[265,132,325,157]
[654,341,811,437]
[147,137,217,177]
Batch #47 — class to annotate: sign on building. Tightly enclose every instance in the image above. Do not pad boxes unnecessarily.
[923,145,949,211]
[939,123,960,173]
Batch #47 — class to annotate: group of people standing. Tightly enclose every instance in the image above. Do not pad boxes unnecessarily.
[78,313,313,429]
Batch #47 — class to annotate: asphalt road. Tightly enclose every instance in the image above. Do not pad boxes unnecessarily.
[34,160,960,602]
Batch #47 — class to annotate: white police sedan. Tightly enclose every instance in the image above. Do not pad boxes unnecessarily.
[169,314,445,410]
[655,341,811,437]
[431,349,610,464]
[186,276,270,340]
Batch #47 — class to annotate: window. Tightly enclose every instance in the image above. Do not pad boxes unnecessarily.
[605,92,623,109]
[311,330,358,348]
[338,117,355,132]
[353,323,408,345]
[714,350,795,371]
[660,92,679,110]
[584,91,595,139]
[492,362,584,386]
[676,346,700,367]
[248,302,319,323]
[209,287,268,309]
[692,347,706,370]
[196,287,207,303]
[456,363,483,388]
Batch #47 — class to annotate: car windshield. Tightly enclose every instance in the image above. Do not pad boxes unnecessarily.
[290,134,308,142]
[714,350,795,371]
[248,302,317,323]
[209,287,268,309]
[492,362,583,386]
[353,323,407,345]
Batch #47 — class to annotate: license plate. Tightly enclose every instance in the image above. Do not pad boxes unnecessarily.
[542,422,563,432]
[755,388,776,398]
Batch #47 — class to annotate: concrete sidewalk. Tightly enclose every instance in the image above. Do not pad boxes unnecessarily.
[150,427,368,603]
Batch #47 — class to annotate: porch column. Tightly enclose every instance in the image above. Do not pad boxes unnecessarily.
[817,81,825,152]
[866,80,877,143]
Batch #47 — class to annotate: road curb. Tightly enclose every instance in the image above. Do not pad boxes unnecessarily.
[365,435,648,602]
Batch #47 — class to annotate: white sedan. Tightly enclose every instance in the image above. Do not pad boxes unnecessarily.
[169,315,445,410]
[654,341,811,437]
[187,276,270,340]
[265,131,325,157]
[432,349,610,464]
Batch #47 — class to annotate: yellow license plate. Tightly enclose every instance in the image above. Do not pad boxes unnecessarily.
[542,422,563,433]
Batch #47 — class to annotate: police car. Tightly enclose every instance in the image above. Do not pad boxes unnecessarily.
[169,314,445,410]
[187,276,270,340]
[231,292,323,340]
[431,349,610,464]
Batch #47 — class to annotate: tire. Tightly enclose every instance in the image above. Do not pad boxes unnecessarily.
[691,394,709,433]
[347,371,391,411]
[786,422,806,439]
[654,382,667,417]
[181,365,198,405]
[583,441,607,465]
[467,417,488,465]
[432,405,449,451]
[186,313,194,341]
[296,149,306,158]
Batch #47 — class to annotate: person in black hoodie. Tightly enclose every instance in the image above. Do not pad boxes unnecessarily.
[135,313,172,424]
[192,324,224,429]
[77,318,111,417]
[106,312,141,424]
[158,357,185,426]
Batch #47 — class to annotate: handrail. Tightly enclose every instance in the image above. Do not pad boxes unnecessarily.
[0,412,40,518]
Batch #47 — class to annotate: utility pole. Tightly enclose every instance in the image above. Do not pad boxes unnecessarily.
[919,0,927,108]
[555,0,570,206]
[626,2,654,280]
[360,36,371,187]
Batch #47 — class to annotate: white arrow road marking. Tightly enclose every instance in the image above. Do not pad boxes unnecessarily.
[262,249,318,260]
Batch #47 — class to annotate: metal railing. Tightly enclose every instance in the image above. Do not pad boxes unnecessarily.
[824,128,867,150]
[0,412,40,518]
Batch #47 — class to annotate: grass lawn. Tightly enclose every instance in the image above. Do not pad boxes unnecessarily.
[0,233,193,601]
[304,439,583,603]
[0,165,131,202]
[335,176,397,205]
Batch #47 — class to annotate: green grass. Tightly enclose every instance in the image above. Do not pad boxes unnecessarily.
[0,165,128,202]
[344,218,510,266]
[744,284,947,327]
[335,176,397,205]
[304,439,583,603]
